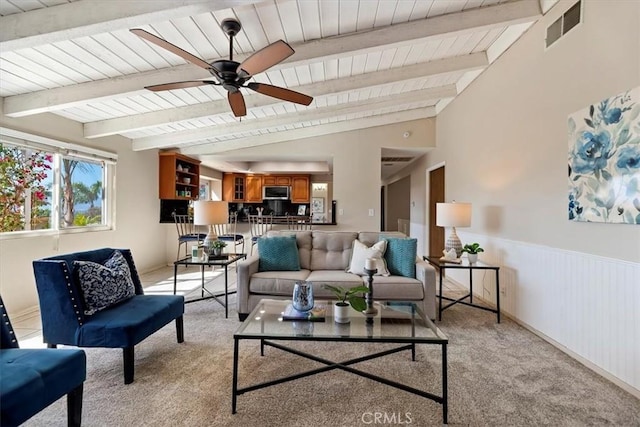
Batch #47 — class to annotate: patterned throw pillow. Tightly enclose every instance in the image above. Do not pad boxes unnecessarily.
[383,237,417,278]
[347,239,390,276]
[75,250,136,315]
[258,235,301,271]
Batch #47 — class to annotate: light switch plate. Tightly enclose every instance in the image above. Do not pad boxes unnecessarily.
[368,209,374,216]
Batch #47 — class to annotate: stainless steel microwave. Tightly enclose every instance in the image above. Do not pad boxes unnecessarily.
[262,186,290,200]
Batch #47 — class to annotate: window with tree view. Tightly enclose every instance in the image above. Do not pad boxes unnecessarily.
[1,129,115,235]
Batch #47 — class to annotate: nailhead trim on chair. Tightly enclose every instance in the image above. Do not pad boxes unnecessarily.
[62,265,83,326]
[1,304,17,344]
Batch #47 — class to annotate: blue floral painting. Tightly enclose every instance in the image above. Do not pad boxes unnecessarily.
[568,87,640,224]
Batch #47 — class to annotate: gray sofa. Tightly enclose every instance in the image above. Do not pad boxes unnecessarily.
[236,230,436,320]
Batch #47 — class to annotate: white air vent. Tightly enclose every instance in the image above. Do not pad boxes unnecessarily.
[546,0,581,48]
[381,157,413,162]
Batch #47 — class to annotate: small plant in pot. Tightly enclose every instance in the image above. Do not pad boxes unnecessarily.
[461,243,484,263]
[323,284,369,323]
[208,239,227,257]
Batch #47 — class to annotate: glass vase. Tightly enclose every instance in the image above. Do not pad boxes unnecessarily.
[292,281,314,312]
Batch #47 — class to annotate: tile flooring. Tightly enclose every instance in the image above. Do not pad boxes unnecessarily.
[11,263,238,348]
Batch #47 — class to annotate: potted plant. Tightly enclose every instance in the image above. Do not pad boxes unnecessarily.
[323,284,369,323]
[209,240,227,257]
[461,243,484,263]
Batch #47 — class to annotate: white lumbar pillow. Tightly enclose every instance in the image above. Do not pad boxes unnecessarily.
[347,239,390,276]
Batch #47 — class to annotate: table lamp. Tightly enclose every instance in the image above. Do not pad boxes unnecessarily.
[194,200,229,253]
[436,202,471,257]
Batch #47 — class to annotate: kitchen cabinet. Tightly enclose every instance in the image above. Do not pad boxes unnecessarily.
[245,175,263,203]
[158,152,200,200]
[223,173,309,202]
[262,175,291,186]
[291,175,310,203]
[223,173,245,202]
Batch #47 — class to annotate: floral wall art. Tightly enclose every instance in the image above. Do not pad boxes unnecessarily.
[568,86,640,224]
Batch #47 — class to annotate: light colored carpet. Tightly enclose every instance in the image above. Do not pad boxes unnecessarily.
[24,296,640,426]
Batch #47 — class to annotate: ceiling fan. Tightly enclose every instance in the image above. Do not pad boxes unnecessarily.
[130,19,313,117]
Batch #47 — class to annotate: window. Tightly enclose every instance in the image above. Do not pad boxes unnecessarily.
[0,128,116,236]
[546,0,582,48]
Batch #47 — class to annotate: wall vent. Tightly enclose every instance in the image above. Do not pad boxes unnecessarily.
[381,157,412,162]
[546,0,581,48]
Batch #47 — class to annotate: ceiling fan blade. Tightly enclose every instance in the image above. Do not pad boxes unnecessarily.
[247,83,313,106]
[228,91,247,117]
[131,28,210,70]
[237,40,294,77]
[144,81,212,92]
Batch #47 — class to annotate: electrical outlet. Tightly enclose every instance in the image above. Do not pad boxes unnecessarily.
[500,286,506,296]
[339,209,344,215]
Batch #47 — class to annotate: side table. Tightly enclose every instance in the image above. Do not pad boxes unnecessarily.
[173,253,247,318]
[423,256,501,323]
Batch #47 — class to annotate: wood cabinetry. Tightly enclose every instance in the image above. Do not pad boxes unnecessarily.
[291,175,310,203]
[262,175,291,186]
[222,173,309,203]
[222,173,246,202]
[159,152,200,200]
[245,175,263,203]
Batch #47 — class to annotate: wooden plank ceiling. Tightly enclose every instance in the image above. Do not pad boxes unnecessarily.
[0,0,553,176]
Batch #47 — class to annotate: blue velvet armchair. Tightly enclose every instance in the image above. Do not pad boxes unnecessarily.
[1,296,86,426]
[32,248,184,384]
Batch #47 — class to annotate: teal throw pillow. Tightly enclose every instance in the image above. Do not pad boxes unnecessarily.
[258,235,301,271]
[383,237,417,278]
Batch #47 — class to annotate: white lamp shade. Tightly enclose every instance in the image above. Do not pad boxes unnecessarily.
[436,202,472,227]
[193,201,228,225]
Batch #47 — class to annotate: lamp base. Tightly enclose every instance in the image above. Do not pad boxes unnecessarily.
[203,231,218,255]
[445,227,463,258]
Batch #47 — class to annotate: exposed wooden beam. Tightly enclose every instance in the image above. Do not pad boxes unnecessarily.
[3,0,538,117]
[131,86,454,150]
[85,53,484,138]
[0,0,263,51]
[179,108,435,155]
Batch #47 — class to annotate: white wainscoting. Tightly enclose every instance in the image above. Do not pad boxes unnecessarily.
[450,232,640,395]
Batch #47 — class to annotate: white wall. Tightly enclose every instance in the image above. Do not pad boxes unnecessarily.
[0,110,168,316]
[402,0,640,394]
[215,118,436,231]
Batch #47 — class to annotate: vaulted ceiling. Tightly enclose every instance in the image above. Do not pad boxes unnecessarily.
[0,0,556,178]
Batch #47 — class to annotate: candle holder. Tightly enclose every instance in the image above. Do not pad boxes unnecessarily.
[363,268,378,315]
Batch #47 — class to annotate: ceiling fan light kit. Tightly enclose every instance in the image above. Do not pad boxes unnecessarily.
[130,19,313,117]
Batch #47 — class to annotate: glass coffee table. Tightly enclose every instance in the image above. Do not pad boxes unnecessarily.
[232,299,449,424]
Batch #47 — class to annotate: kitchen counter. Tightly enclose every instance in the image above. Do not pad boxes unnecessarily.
[239,215,336,225]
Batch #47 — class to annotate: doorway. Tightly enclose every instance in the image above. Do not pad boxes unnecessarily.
[428,166,445,256]
[380,186,385,231]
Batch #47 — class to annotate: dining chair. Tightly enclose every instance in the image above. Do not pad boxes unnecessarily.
[174,214,206,261]
[249,214,273,255]
[214,212,245,254]
[287,214,313,231]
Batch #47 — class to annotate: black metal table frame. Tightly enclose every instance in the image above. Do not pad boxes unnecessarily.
[232,334,448,424]
[424,256,501,323]
[173,253,246,318]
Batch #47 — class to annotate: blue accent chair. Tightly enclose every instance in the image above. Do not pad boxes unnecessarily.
[32,248,184,384]
[1,295,86,426]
